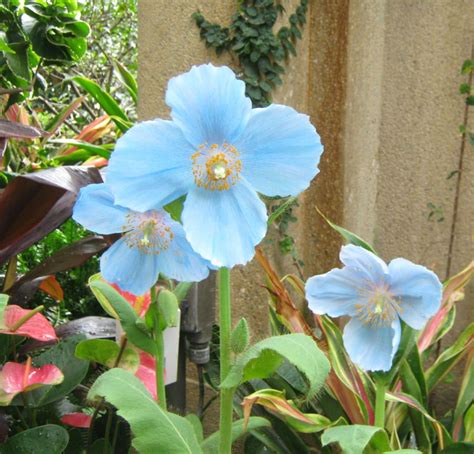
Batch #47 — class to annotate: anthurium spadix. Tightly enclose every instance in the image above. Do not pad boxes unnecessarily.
[306,245,442,372]
[0,359,63,405]
[106,64,323,268]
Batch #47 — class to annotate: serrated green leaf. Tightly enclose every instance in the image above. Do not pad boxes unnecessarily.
[88,368,203,453]
[221,334,330,399]
[321,424,390,454]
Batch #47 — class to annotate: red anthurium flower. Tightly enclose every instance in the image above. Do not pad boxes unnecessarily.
[134,352,166,400]
[60,413,93,428]
[0,305,57,342]
[110,283,151,318]
[0,359,63,405]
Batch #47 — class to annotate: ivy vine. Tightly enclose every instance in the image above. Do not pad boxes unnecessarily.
[192,0,309,107]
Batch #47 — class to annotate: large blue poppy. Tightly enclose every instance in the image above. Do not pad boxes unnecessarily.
[106,64,323,268]
[73,183,210,295]
[305,245,442,371]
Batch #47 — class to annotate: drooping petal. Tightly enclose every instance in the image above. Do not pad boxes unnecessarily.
[182,179,267,268]
[107,120,193,212]
[73,183,128,235]
[100,238,160,296]
[388,258,442,330]
[153,218,210,282]
[235,104,323,197]
[166,64,251,147]
[305,268,366,317]
[339,245,389,286]
[0,305,57,342]
[60,413,92,429]
[342,317,401,372]
[0,361,63,405]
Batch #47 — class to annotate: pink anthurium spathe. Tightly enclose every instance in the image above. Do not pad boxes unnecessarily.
[0,305,57,342]
[0,358,64,405]
[60,413,93,428]
[134,352,166,400]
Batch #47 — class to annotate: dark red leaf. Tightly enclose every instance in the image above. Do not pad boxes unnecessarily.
[0,119,44,140]
[0,166,102,265]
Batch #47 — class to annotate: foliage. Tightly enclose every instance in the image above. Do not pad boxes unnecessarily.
[193,0,309,107]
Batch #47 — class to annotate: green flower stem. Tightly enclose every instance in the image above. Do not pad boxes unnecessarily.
[219,267,233,454]
[10,305,44,331]
[151,286,167,410]
[374,379,386,428]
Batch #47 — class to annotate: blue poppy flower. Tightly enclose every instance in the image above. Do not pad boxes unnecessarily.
[305,245,442,371]
[72,183,210,295]
[106,64,323,268]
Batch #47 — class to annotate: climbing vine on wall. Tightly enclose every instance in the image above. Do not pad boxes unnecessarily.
[192,0,309,107]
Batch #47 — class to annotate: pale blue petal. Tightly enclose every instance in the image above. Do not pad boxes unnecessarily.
[181,178,267,268]
[343,317,401,372]
[100,238,159,295]
[388,258,442,329]
[305,268,366,317]
[155,219,210,282]
[235,104,323,196]
[340,245,388,286]
[107,119,193,212]
[166,64,251,147]
[73,183,128,234]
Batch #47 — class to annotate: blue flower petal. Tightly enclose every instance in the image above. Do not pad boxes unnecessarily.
[166,64,251,147]
[181,178,267,268]
[73,183,128,234]
[343,317,401,372]
[388,258,442,329]
[107,120,193,212]
[305,268,366,317]
[100,238,159,295]
[235,104,323,196]
[154,218,210,282]
[340,245,388,286]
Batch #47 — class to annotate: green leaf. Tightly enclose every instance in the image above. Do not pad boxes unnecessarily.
[316,207,376,253]
[173,282,192,303]
[185,414,203,444]
[386,451,422,453]
[231,317,250,354]
[201,417,270,454]
[113,59,138,105]
[89,277,157,355]
[0,34,15,54]
[25,335,88,407]
[321,425,390,454]
[221,334,330,399]
[72,76,129,131]
[426,322,474,390]
[453,352,474,440]
[5,41,30,82]
[267,196,298,225]
[439,442,474,453]
[0,425,69,454]
[75,339,139,371]
[88,368,203,453]
[50,139,111,159]
[164,195,186,222]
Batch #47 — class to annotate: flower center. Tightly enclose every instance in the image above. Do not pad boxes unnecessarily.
[122,211,173,255]
[191,142,242,191]
[355,286,401,327]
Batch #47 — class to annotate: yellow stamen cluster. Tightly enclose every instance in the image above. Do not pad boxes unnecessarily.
[191,142,242,191]
[122,211,173,254]
[355,285,402,327]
